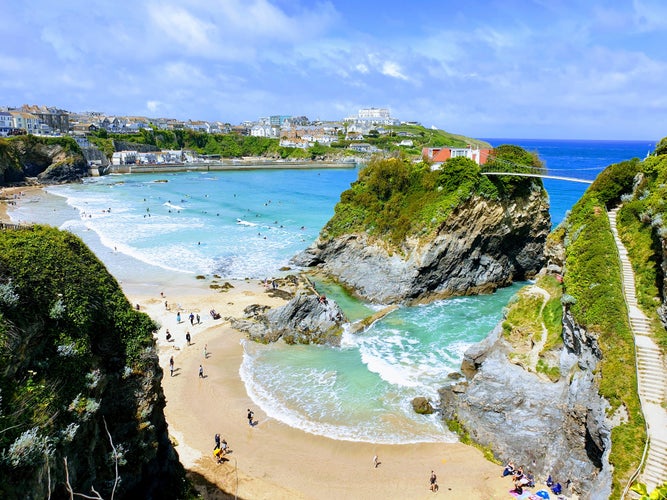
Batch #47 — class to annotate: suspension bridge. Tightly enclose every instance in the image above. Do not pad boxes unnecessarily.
[480,163,594,184]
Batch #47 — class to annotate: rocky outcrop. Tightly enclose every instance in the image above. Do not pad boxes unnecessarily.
[0,136,88,185]
[439,308,612,499]
[231,290,347,345]
[293,185,550,304]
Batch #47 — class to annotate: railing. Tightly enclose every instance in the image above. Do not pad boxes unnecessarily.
[608,208,651,499]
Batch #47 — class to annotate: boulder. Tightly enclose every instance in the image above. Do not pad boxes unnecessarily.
[231,291,347,346]
[411,397,435,415]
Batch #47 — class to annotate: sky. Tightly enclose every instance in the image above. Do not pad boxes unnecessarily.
[1,0,665,140]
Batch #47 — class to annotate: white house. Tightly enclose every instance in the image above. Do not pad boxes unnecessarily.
[0,112,12,135]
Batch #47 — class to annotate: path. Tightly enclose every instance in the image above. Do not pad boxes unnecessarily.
[608,208,667,492]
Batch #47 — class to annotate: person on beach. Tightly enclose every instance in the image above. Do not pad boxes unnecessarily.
[373,455,380,468]
[214,433,221,449]
[203,344,207,359]
[176,311,181,323]
[169,356,174,377]
[199,364,204,378]
[189,312,194,325]
[186,331,191,345]
[429,471,438,492]
[196,313,200,324]
[247,408,254,426]
[166,329,172,342]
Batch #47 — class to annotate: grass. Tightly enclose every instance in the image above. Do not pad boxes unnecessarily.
[561,194,645,498]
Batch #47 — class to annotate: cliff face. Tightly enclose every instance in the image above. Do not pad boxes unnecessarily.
[294,185,550,304]
[0,226,184,499]
[439,307,612,499]
[0,136,88,185]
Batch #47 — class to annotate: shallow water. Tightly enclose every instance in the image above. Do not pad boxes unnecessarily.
[9,138,654,443]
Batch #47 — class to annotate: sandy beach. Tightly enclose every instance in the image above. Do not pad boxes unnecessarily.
[128,277,528,500]
[1,185,544,499]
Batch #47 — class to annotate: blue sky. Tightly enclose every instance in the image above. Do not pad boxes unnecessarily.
[1,0,665,140]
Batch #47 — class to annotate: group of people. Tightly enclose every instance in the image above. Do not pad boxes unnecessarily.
[213,433,229,463]
[502,461,535,495]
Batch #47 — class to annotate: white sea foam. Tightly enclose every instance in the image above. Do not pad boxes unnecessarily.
[239,340,453,444]
[163,202,185,210]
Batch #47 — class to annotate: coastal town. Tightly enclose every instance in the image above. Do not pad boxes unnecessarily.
[0,104,491,168]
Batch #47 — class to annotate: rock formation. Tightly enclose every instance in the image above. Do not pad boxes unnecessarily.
[0,135,88,185]
[294,186,550,304]
[230,281,347,345]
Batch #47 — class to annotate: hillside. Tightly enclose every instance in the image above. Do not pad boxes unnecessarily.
[0,226,185,499]
[87,123,489,161]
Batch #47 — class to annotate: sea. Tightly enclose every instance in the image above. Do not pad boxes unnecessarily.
[8,138,655,444]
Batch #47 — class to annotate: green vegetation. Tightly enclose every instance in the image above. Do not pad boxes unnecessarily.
[632,480,667,499]
[87,123,490,162]
[89,128,352,160]
[0,226,179,497]
[615,143,667,352]
[446,418,500,464]
[559,173,645,498]
[501,274,563,379]
[322,146,540,247]
[0,135,83,183]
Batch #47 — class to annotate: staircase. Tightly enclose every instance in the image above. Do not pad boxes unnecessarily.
[608,208,667,492]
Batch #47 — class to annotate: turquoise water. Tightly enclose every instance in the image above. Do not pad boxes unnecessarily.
[9,139,655,443]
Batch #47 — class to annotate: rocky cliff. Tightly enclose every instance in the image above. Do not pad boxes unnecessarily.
[294,186,550,304]
[439,305,612,499]
[0,135,88,185]
[0,226,185,499]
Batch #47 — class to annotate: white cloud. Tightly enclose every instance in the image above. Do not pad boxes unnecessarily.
[356,63,369,74]
[147,4,216,52]
[381,61,408,80]
[146,100,161,113]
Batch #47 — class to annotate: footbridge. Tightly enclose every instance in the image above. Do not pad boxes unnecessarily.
[480,164,594,184]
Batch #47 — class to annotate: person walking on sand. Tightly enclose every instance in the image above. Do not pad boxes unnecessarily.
[203,344,207,359]
[247,408,254,426]
[198,364,204,378]
[429,470,438,492]
[186,331,191,345]
[373,455,380,468]
[176,311,181,323]
[169,356,174,377]
[214,433,221,449]
[189,312,194,325]
[196,313,200,324]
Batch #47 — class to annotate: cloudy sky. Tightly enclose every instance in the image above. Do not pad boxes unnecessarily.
[1,0,665,140]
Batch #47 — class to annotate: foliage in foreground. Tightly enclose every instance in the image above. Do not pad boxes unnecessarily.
[0,226,182,498]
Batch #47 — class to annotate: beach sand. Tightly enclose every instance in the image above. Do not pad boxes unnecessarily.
[128,278,525,500]
[1,185,540,499]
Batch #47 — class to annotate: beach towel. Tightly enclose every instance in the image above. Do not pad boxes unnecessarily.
[535,491,550,499]
[509,489,533,499]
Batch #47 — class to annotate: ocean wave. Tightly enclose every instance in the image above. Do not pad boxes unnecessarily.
[239,340,454,444]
